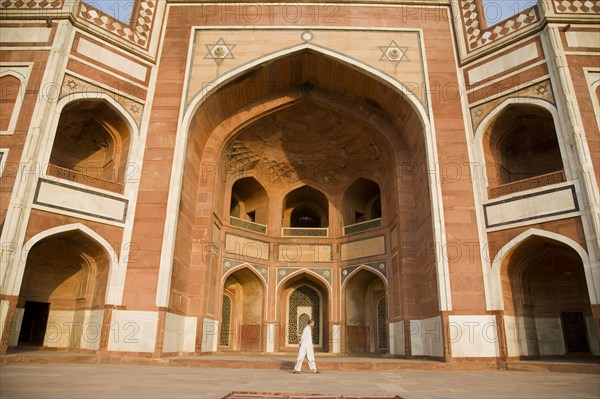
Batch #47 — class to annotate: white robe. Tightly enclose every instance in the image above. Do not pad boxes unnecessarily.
[294,325,317,371]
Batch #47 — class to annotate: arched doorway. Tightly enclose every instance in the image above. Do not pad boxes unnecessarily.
[343,269,387,353]
[501,235,597,357]
[14,230,109,350]
[220,267,265,351]
[279,272,329,351]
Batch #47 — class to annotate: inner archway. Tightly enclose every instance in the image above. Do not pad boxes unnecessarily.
[279,272,329,351]
[221,267,265,351]
[344,269,387,354]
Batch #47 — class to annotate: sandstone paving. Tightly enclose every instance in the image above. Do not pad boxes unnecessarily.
[1,364,599,399]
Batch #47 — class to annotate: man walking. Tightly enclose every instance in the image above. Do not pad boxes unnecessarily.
[293,319,321,374]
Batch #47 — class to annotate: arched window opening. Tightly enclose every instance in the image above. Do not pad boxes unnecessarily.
[0,75,21,132]
[229,177,268,234]
[485,105,565,198]
[47,100,130,193]
[291,205,321,228]
[343,178,382,235]
[282,186,329,237]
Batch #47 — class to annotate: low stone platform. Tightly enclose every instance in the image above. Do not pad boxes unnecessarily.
[2,348,599,375]
[223,394,401,399]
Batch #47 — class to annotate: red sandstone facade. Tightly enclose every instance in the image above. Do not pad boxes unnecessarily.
[0,0,598,364]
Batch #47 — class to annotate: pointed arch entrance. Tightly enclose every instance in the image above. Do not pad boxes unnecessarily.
[278,271,329,351]
[14,229,110,350]
[343,268,387,354]
[499,234,598,357]
[220,267,266,351]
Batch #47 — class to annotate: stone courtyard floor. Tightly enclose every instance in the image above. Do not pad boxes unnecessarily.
[1,362,599,399]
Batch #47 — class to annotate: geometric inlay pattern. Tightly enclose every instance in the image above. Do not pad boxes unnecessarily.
[220,294,232,347]
[1,0,63,9]
[205,37,236,65]
[288,285,320,345]
[553,0,600,13]
[222,258,269,284]
[459,0,539,52]
[277,267,332,286]
[469,79,554,132]
[378,40,409,68]
[377,296,388,349]
[59,74,144,127]
[341,262,387,285]
[77,0,156,50]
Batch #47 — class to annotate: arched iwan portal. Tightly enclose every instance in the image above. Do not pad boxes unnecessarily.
[501,236,599,357]
[12,230,109,351]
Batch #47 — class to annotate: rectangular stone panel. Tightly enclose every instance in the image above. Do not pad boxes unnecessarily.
[340,236,385,261]
[467,42,538,84]
[484,184,578,229]
[75,37,149,82]
[225,234,270,261]
[277,243,332,263]
[0,27,51,43]
[33,179,128,224]
[108,310,158,353]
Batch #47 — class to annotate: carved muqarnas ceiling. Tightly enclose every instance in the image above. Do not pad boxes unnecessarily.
[225,100,391,184]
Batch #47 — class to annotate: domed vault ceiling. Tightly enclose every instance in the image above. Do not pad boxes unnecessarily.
[223,99,394,186]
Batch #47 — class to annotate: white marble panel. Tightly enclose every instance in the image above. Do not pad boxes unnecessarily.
[108,310,158,353]
[504,315,539,357]
[410,316,443,357]
[585,316,600,355]
[201,318,219,352]
[77,38,148,81]
[468,43,538,84]
[566,31,600,48]
[163,312,197,353]
[0,28,51,43]
[449,315,500,357]
[35,179,127,223]
[8,307,23,347]
[389,320,405,356]
[485,186,576,228]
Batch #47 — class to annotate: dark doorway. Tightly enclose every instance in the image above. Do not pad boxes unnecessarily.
[18,301,50,346]
[561,311,590,353]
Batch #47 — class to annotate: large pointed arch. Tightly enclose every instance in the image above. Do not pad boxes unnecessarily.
[157,44,451,313]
